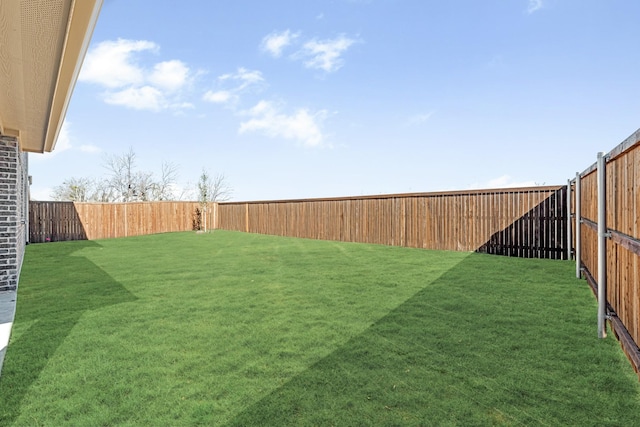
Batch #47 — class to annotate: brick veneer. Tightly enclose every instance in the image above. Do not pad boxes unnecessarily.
[0,135,28,292]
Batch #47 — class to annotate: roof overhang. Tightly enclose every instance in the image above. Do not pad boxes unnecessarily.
[0,0,103,153]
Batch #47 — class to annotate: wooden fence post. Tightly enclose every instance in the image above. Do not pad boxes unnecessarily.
[245,203,249,233]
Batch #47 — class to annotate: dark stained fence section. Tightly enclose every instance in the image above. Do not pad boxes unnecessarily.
[29,201,88,242]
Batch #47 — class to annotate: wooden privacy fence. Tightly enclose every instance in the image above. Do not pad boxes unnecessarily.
[30,187,568,258]
[571,128,640,376]
[217,186,568,258]
[29,201,218,242]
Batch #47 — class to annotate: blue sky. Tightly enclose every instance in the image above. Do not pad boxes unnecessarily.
[30,0,640,201]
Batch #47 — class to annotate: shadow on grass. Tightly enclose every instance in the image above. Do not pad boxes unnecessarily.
[0,241,137,425]
[228,254,640,426]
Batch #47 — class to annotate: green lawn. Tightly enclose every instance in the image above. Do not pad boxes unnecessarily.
[1,230,639,426]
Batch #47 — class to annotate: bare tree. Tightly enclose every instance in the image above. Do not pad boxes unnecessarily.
[132,170,156,201]
[52,148,201,203]
[103,147,138,202]
[151,161,179,201]
[51,177,93,201]
[90,179,115,202]
[209,173,233,202]
[101,148,179,202]
[196,170,232,232]
[197,170,232,202]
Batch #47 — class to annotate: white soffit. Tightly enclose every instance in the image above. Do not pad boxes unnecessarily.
[0,0,103,153]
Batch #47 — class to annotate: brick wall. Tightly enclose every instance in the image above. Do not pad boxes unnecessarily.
[0,135,28,292]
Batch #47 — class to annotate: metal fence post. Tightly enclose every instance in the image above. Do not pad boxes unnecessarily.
[597,152,607,339]
[567,179,572,260]
[575,172,581,279]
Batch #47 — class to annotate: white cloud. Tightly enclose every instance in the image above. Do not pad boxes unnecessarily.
[80,39,158,88]
[79,39,193,112]
[149,60,190,92]
[261,30,299,58]
[104,86,166,111]
[204,70,328,147]
[527,0,543,14]
[203,68,265,106]
[261,31,359,74]
[239,100,327,147]
[203,90,233,104]
[297,35,357,72]
[219,67,264,90]
[173,102,196,111]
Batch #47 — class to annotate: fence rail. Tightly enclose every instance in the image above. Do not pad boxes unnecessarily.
[572,127,640,377]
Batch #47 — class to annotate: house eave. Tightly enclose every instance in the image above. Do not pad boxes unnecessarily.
[0,0,103,153]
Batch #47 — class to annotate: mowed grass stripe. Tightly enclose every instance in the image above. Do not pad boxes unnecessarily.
[0,231,639,426]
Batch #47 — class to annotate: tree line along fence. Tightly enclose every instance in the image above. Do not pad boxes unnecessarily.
[570,128,640,377]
